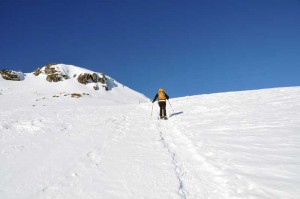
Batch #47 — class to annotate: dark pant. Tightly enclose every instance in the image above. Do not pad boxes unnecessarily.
[158,101,167,117]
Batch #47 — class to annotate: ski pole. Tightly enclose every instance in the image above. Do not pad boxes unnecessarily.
[167,99,174,113]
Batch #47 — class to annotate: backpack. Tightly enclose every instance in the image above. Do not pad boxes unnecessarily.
[158,88,166,100]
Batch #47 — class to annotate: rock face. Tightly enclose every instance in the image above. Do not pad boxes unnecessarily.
[99,73,108,90]
[44,64,69,82]
[46,74,62,82]
[77,73,92,84]
[31,64,111,91]
[92,73,98,82]
[99,74,106,84]
[33,67,42,76]
[45,66,56,74]
[32,64,69,83]
[0,70,25,81]
[77,73,103,84]
[77,72,108,90]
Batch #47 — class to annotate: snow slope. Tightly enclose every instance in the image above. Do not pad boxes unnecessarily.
[1,70,300,199]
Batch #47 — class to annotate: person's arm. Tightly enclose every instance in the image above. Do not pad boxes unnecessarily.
[165,93,169,100]
[152,94,158,103]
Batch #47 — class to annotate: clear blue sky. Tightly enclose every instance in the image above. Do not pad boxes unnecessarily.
[1,0,300,98]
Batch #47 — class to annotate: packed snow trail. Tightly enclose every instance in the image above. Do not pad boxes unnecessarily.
[1,85,300,199]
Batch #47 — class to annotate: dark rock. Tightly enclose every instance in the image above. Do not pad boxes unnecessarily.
[99,77,105,84]
[99,73,106,84]
[46,74,62,82]
[33,67,42,76]
[92,73,98,82]
[71,93,82,98]
[45,66,57,75]
[0,70,24,81]
[33,64,69,83]
[45,63,57,68]
[93,84,99,90]
[62,74,69,80]
[77,73,92,84]
[103,84,108,91]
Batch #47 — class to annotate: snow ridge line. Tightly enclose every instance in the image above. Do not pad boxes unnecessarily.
[159,130,188,199]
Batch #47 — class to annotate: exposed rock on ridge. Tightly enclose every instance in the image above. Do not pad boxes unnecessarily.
[77,73,108,90]
[33,64,69,82]
[0,69,25,81]
[32,63,111,91]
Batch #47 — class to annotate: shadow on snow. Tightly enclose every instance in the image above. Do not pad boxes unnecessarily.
[169,111,184,118]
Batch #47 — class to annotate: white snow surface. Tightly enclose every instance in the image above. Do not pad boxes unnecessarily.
[1,67,300,199]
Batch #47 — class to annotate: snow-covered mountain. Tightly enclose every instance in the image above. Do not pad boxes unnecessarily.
[0,64,148,108]
[1,66,300,199]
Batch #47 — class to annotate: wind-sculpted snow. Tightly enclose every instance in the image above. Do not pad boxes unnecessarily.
[0,85,300,199]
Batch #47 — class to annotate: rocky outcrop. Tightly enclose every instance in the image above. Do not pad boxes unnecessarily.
[77,72,108,90]
[45,66,57,74]
[91,73,98,82]
[77,73,109,91]
[77,73,103,84]
[30,64,113,91]
[32,64,69,83]
[99,73,106,84]
[46,74,63,82]
[99,73,108,91]
[1,64,116,92]
[33,67,42,76]
[71,93,82,98]
[45,63,57,68]
[77,73,92,84]
[0,69,25,81]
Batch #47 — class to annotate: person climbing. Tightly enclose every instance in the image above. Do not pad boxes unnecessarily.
[152,88,169,119]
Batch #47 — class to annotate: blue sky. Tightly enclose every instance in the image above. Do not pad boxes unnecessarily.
[1,0,300,98]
